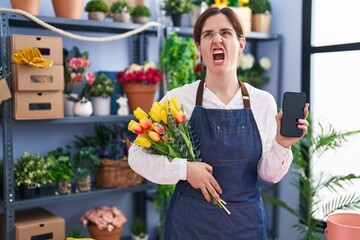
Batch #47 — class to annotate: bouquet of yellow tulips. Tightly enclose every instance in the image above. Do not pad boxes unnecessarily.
[128,97,230,214]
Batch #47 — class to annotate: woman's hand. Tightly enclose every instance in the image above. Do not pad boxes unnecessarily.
[186,161,222,203]
[275,103,310,148]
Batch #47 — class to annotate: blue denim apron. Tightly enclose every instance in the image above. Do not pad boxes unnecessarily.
[164,80,267,240]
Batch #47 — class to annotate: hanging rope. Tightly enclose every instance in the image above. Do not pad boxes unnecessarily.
[0,7,162,42]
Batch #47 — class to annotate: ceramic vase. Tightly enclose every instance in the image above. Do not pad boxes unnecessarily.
[64,93,78,116]
[73,97,93,117]
[56,181,72,195]
[132,16,149,24]
[113,12,131,22]
[92,95,111,116]
[88,11,106,21]
[76,175,91,193]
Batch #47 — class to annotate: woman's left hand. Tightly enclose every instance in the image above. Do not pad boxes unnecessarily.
[275,103,310,148]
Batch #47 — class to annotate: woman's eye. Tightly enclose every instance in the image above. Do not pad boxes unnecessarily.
[222,31,231,36]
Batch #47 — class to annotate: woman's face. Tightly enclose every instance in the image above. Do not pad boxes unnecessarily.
[197,13,245,76]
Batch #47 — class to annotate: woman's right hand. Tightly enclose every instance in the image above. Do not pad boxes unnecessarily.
[186,161,222,202]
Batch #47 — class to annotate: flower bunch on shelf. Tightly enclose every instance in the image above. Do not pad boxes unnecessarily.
[80,205,127,232]
[116,62,162,85]
[128,97,230,214]
[237,52,272,88]
[63,46,95,100]
[206,0,249,7]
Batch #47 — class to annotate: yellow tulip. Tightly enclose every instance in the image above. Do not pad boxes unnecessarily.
[215,0,228,7]
[140,118,152,130]
[174,110,185,123]
[128,120,143,134]
[239,0,249,6]
[152,122,165,134]
[134,134,152,148]
[134,107,148,120]
[149,102,167,124]
[148,131,161,142]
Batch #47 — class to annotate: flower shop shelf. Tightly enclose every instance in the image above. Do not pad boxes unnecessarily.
[14,115,135,124]
[11,181,154,211]
[168,26,282,41]
[5,13,158,35]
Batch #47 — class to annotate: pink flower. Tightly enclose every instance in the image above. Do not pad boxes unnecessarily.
[80,206,127,232]
[86,72,96,85]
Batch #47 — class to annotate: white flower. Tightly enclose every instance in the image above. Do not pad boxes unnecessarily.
[143,62,157,71]
[126,63,142,74]
[239,53,255,70]
[259,57,272,70]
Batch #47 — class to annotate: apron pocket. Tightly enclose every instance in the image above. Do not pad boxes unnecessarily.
[217,124,249,164]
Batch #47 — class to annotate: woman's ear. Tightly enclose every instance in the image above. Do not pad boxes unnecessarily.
[239,37,246,53]
[196,42,201,53]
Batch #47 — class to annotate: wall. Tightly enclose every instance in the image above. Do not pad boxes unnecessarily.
[1,0,304,239]
[270,0,303,239]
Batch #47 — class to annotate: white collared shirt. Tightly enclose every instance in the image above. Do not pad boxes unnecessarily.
[128,80,293,184]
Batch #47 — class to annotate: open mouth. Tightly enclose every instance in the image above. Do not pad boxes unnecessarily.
[213,49,225,63]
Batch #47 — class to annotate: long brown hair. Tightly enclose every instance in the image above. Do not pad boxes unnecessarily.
[193,7,245,44]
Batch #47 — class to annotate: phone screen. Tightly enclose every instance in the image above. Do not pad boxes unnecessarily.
[280,92,306,137]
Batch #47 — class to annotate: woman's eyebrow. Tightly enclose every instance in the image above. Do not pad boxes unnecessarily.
[201,28,234,35]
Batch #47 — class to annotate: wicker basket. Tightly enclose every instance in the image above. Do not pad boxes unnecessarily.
[96,158,144,188]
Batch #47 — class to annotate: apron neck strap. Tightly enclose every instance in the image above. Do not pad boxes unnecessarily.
[195,80,251,108]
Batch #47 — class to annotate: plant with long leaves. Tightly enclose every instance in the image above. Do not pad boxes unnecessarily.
[263,116,360,240]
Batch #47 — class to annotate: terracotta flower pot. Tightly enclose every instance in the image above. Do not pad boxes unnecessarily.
[10,0,40,15]
[88,225,123,240]
[122,83,158,113]
[325,212,360,240]
[52,0,84,19]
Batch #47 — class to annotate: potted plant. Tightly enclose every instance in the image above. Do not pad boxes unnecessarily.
[85,0,109,21]
[46,147,74,195]
[248,0,272,33]
[117,61,162,113]
[80,205,127,239]
[160,32,197,90]
[110,1,132,22]
[161,0,194,26]
[88,73,115,116]
[237,52,272,88]
[131,217,148,240]
[130,5,151,24]
[73,146,100,192]
[263,116,360,239]
[75,123,143,188]
[14,152,50,199]
[63,46,95,116]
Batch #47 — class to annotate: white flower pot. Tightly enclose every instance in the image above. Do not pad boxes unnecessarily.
[92,95,111,116]
[73,97,93,117]
[132,234,149,240]
[64,93,78,116]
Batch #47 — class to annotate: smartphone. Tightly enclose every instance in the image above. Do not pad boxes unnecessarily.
[280,92,307,137]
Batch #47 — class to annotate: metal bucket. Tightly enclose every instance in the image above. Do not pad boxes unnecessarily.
[325,213,360,240]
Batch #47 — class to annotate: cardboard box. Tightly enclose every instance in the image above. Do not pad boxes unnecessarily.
[0,208,65,240]
[11,35,63,65]
[13,91,64,120]
[0,78,12,104]
[12,64,64,92]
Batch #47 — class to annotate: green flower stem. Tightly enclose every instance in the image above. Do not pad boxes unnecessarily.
[208,190,231,215]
